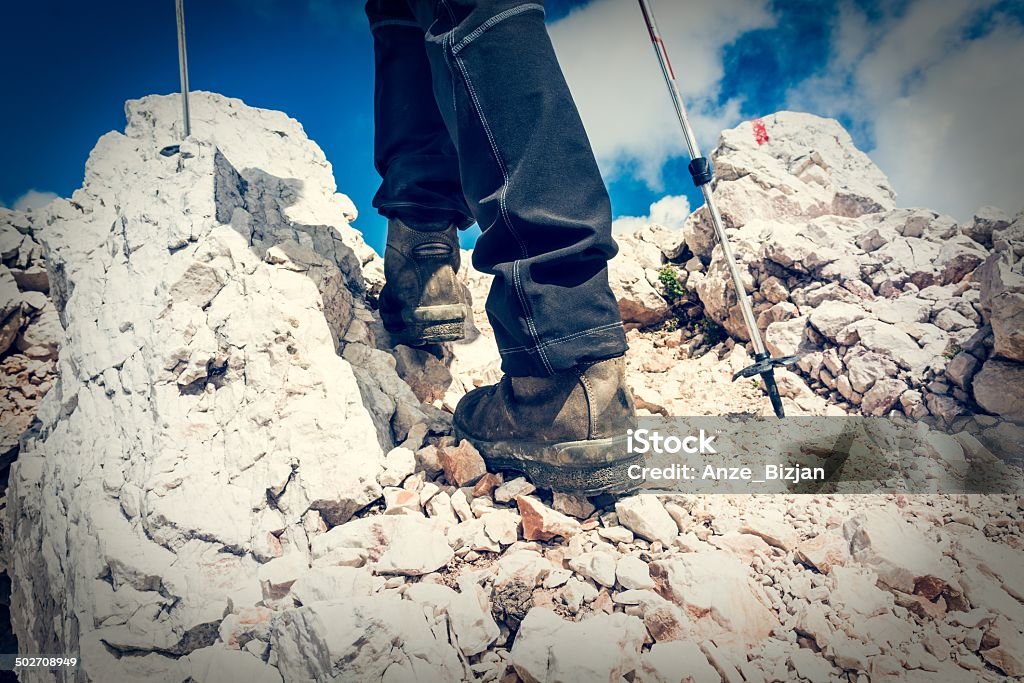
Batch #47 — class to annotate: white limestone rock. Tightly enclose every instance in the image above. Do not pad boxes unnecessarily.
[289,566,378,605]
[568,550,617,588]
[843,508,953,593]
[615,495,678,546]
[972,359,1024,419]
[2,92,391,682]
[637,641,720,683]
[808,300,867,343]
[185,646,283,683]
[269,596,462,682]
[310,515,453,576]
[649,551,779,646]
[685,112,895,259]
[510,608,646,683]
[404,582,500,657]
[609,232,672,327]
[616,555,655,591]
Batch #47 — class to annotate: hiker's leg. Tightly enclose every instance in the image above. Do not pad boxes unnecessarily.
[408,0,628,376]
[367,0,472,344]
[365,0,472,229]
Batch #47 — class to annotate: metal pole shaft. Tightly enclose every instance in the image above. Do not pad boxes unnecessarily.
[637,0,767,357]
[176,0,191,138]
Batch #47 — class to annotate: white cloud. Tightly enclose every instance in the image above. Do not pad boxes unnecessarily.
[10,190,59,211]
[549,0,775,190]
[612,194,690,234]
[787,1,1024,221]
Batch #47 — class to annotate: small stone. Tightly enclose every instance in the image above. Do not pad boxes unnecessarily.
[310,516,453,576]
[542,568,572,589]
[419,481,441,506]
[495,477,536,503]
[257,553,308,601]
[860,378,907,416]
[809,300,867,342]
[483,509,521,546]
[439,439,488,487]
[425,492,458,526]
[415,444,444,476]
[796,603,832,648]
[517,495,582,541]
[739,513,798,551]
[551,492,596,519]
[568,551,617,588]
[405,582,500,657]
[290,566,377,605]
[493,549,553,590]
[616,555,655,590]
[509,608,646,683]
[615,495,677,545]
[790,648,833,682]
[973,360,1024,419]
[649,551,778,646]
[473,472,503,498]
[844,508,951,593]
[980,616,1024,676]
[597,526,634,544]
[470,496,495,517]
[451,489,473,522]
[795,533,849,574]
[640,641,719,683]
[377,446,416,486]
[383,486,421,515]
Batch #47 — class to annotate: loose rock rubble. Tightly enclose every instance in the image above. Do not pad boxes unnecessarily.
[0,94,1021,683]
[605,112,1024,424]
[0,209,59,466]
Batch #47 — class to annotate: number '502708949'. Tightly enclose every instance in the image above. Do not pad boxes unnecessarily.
[14,657,78,667]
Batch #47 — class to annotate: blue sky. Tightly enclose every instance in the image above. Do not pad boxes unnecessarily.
[2,0,1022,253]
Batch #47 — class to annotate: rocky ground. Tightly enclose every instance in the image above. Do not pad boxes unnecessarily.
[0,92,1021,682]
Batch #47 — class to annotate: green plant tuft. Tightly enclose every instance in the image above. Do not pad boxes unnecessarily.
[658,266,685,302]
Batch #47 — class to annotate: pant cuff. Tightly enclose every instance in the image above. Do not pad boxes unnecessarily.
[498,322,628,377]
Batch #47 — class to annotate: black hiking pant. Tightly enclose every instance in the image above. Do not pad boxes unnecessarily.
[366,0,628,376]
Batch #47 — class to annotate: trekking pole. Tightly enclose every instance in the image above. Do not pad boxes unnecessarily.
[175,0,192,138]
[636,0,797,418]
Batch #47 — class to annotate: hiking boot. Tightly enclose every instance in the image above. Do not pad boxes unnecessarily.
[452,356,641,495]
[379,218,468,345]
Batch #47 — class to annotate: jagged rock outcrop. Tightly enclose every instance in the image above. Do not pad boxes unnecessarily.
[0,92,439,681]
[0,208,60,462]
[620,111,1024,422]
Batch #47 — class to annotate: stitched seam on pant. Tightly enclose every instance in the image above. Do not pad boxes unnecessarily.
[451,3,544,54]
[378,200,459,210]
[513,260,553,374]
[498,320,624,354]
[451,41,546,370]
[452,53,527,259]
[369,19,421,30]
[439,2,459,121]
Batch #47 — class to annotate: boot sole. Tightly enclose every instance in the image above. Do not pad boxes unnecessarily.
[384,304,468,345]
[451,428,643,496]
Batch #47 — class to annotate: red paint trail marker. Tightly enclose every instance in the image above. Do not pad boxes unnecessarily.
[753,118,769,146]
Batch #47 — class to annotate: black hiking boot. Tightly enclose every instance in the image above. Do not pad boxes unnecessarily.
[379,218,468,345]
[453,356,641,495]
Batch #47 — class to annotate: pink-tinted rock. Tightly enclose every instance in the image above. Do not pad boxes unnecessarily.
[439,439,487,487]
[517,495,581,542]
